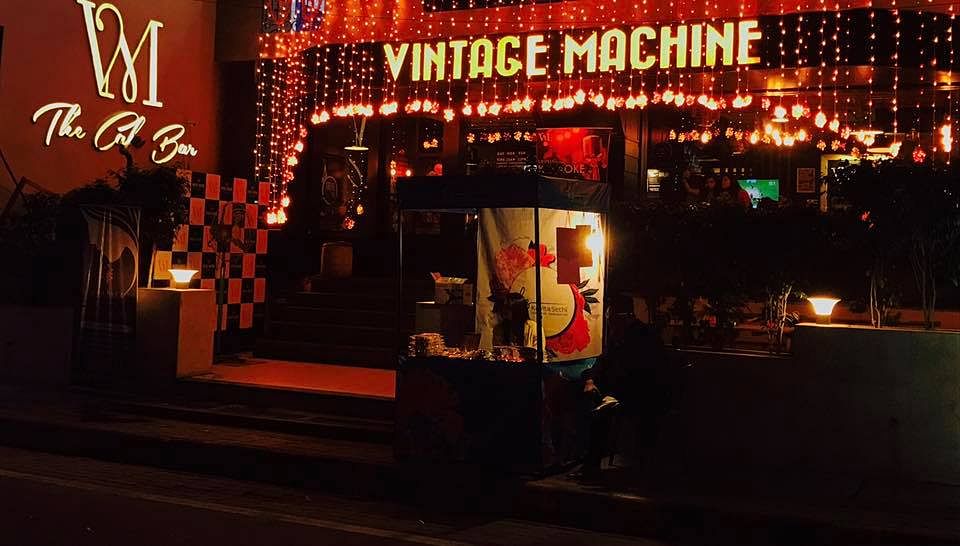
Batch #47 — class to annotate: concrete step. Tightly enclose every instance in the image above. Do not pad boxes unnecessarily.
[269,305,400,327]
[175,375,395,420]
[267,321,399,348]
[283,291,398,311]
[0,394,397,499]
[105,398,394,444]
[254,338,398,370]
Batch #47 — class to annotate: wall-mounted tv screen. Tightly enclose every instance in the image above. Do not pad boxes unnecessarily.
[738,179,780,208]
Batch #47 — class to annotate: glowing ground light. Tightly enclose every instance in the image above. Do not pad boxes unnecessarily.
[807,297,841,324]
[168,268,198,288]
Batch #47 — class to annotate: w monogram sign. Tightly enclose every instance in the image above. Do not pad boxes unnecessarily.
[30,1,198,165]
[78,0,163,108]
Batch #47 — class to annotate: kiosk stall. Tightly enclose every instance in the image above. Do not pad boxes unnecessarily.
[395,174,610,472]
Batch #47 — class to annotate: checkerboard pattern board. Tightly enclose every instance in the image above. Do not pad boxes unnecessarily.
[158,172,270,331]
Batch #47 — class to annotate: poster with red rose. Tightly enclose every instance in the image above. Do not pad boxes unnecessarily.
[477,208,604,362]
[536,127,611,182]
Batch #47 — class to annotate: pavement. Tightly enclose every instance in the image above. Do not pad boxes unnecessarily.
[1,384,959,545]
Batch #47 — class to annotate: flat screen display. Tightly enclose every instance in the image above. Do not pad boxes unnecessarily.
[738,179,780,208]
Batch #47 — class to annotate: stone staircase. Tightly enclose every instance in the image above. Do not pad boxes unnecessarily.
[256,277,429,369]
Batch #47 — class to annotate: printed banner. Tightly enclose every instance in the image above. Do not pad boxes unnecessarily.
[536,127,611,182]
[78,205,141,373]
[155,172,269,331]
[477,208,604,362]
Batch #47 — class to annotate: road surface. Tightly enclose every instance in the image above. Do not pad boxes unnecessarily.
[0,446,662,546]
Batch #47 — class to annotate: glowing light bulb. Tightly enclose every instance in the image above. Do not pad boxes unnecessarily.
[541,97,553,111]
[791,104,805,119]
[443,108,455,122]
[356,204,364,215]
[462,104,473,116]
[828,118,840,132]
[772,129,783,146]
[574,89,586,104]
[913,146,927,163]
[586,230,604,257]
[700,131,712,144]
[286,155,299,167]
[797,129,808,142]
[774,105,788,120]
[294,141,304,153]
[940,124,953,153]
[814,111,827,128]
[732,94,753,108]
[592,94,605,107]
[280,195,290,207]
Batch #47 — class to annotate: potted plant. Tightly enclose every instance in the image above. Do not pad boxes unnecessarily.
[115,166,189,287]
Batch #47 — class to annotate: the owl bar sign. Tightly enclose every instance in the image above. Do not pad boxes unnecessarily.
[385,20,762,83]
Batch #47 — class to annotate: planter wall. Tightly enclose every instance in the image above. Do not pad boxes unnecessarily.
[790,324,960,483]
[656,325,960,484]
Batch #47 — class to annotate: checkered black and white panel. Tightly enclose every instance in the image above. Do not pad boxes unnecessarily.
[156,172,270,331]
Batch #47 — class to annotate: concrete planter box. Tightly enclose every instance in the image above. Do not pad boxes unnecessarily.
[0,305,74,385]
[654,324,960,485]
[790,323,960,483]
[136,288,215,381]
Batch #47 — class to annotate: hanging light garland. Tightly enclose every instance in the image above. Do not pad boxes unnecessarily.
[256,1,959,224]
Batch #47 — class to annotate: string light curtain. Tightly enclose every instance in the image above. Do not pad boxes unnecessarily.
[256,0,959,223]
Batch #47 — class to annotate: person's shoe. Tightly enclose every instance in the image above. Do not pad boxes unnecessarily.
[592,395,620,413]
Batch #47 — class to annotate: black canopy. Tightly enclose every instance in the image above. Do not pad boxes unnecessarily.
[398,174,610,213]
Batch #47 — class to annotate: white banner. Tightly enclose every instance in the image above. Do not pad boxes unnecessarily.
[477,208,604,362]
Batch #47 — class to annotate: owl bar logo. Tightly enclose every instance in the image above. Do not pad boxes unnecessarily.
[78,0,163,108]
[30,0,198,165]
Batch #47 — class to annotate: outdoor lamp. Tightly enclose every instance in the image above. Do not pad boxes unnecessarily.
[807,296,840,324]
[168,269,198,289]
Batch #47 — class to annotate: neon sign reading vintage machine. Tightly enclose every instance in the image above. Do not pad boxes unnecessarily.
[31,0,198,165]
[385,20,762,82]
